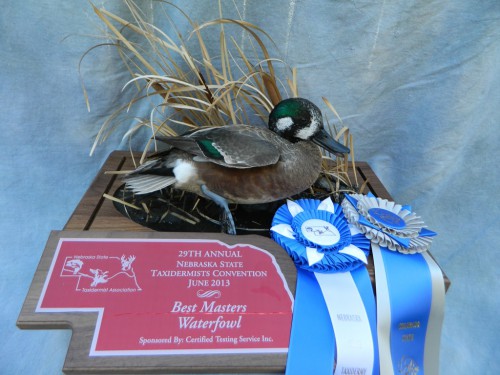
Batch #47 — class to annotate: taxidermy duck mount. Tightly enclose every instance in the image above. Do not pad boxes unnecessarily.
[119,98,350,235]
[84,1,362,235]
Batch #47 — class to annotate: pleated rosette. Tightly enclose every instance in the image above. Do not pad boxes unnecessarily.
[341,193,437,254]
[271,197,370,273]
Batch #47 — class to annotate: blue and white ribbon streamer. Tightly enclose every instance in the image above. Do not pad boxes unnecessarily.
[342,193,445,375]
[271,197,378,375]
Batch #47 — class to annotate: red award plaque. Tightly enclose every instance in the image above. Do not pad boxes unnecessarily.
[18,231,297,374]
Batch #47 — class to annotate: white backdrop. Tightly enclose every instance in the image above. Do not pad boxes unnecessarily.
[1,1,499,373]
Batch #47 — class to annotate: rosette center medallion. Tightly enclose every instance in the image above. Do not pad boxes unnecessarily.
[300,219,341,247]
[367,208,406,230]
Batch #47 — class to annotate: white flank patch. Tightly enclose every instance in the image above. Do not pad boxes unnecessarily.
[276,116,294,131]
[173,160,196,184]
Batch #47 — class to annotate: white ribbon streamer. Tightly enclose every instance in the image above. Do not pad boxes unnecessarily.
[371,243,394,374]
[422,252,446,375]
[315,272,374,375]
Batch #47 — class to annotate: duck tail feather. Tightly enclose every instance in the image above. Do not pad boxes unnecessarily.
[123,175,176,195]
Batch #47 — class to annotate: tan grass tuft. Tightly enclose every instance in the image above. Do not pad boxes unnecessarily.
[85,0,359,197]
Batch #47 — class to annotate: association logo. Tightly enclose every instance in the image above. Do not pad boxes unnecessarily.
[301,218,341,246]
[61,254,142,291]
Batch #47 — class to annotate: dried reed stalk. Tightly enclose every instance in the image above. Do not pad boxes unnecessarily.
[84,0,357,206]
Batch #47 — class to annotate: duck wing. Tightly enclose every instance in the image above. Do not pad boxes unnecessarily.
[157,125,281,168]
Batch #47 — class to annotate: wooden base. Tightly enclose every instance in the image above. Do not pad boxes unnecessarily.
[64,151,393,232]
[63,151,449,290]
[18,151,450,374]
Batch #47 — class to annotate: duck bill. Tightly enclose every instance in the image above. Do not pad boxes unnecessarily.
[311,129,350,156]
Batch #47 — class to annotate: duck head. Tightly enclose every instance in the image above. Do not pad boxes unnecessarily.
[268,98,350,156]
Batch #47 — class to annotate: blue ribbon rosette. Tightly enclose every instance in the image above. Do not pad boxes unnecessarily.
[341,193,445,375]
[271,197,378,375]
[271,197,370,272]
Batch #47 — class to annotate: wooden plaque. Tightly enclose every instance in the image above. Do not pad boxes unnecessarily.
[17,231,297,374]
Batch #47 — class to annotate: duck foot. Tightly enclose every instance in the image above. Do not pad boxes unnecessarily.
[201,185,237,235]
[220,209,237,235]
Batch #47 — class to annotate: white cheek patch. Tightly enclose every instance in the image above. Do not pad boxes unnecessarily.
[173,160,197,184]
[276,117,294,131]
[295,120,320,140]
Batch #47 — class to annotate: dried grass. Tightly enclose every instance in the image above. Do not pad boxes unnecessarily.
[84,0,361,204]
